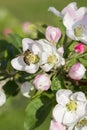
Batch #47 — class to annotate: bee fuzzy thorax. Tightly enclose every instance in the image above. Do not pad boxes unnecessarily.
[23,49,40,65]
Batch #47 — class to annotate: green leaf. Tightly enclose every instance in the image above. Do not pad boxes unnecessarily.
[24,92,54,130]
[79,58,87,67]
[3,80,19,96]
[9,34,22,52]
[51,75,65,91]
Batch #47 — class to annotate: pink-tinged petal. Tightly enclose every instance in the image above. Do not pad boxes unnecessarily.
[48,7,62,17]
[33,74,51,91]
[49,120,66,130]
[22,38,34,52]
[69,63,86,80]
[76,7,87,20]
[11,56,26,71]
[45,26,61,43]
[63,111,78,126]
[52,104,66,123]
[70,92,87,102]
[56,89,72,106]
[25,63,39,74]
[62,2,77,16]
[40,63,53,72]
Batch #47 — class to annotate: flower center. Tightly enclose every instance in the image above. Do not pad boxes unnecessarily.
[24,49,40,65]
[77,118,87,128]
[74,25,84,37]
[66,100,77,111]
[47,55,57,64]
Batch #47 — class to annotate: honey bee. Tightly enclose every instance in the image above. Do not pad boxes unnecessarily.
[23,49,32,65]
[23,49,40,65]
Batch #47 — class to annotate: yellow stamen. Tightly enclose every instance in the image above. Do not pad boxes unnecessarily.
[47,55,57,64]
[66,100,77,111]
[74,25,83,37]
[77,118,87,128]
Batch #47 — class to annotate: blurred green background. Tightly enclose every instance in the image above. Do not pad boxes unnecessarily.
[0,0,87,130]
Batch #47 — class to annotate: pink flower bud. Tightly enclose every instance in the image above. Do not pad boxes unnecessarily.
[74,43,85,54]
[3,28,12,36]
[49,120,66,130]
[21,22,31,34]
[69,63,86,80]
[33,74,51,91]
[45,26,61,43]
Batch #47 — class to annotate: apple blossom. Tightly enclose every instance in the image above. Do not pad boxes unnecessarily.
[69,63,86,80]
[49,120,66,130]
[21,82,34,98]
[52,89,87,127]
[11,38,43,74]
[33,74,51,91]
[48,2,87,43]
[74,43,85,54]
[63,7,87,43]
[45,26,61,43]
[37,39,65,72]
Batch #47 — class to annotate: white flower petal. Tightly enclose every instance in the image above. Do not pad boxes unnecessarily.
[56,89,72,106]
[48,7,62,17]
[63,13,75,29]
[63,111,78,126]
[32,42,42,55]
[40,63,53,72]
[40,52,48,65]
[0,89,6,106]
[70,92,87,102]
[75,126,87,130]
[22,38,34,52]
[76,102,87,118]
[25,63,39,74]
[11,56,26,71]
[37,39,52,54]
[66,29,76,40]
[52,104,66,123]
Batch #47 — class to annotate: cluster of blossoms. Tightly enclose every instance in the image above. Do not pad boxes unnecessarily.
[50,89,87,130]
[0,2,87,130]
